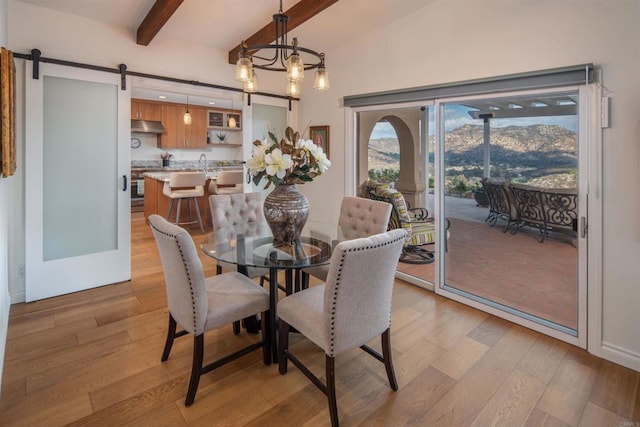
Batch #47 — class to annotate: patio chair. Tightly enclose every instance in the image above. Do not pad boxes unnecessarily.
[509,183,546,241]
[481,178,519,233]
[361,180,446,264]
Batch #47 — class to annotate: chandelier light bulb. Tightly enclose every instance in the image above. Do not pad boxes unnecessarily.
[286,53,304,82]
[314,67,329,91]
[244,71,258,93]
[235,56,253,82]
[286,80,300,97]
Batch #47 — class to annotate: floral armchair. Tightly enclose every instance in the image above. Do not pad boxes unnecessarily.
[361,180,447,264]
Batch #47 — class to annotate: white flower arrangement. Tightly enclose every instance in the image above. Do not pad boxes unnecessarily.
[247,127,331,188]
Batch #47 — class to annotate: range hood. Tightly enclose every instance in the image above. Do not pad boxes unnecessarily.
[131,119,165,134]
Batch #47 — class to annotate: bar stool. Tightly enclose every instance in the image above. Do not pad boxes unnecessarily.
[163,171,206,234]
[208,169,243,195]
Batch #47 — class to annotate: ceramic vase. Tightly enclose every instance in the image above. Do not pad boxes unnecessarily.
[263,184,309,246]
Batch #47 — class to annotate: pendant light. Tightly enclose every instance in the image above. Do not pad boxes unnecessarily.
[313,54,329,91]
[228,100,237,128]
[243,70,258,93]
[234,0,329,95]
[184,95,192,125]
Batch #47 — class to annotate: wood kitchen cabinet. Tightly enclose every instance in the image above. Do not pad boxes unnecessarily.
[207,109,242,131]
[159,104,207,149]
[131,99,162,121]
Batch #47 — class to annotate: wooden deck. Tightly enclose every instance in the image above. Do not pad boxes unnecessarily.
[1,212,637,426]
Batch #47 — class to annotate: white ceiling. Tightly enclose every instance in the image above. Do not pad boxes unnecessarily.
[14,0,431,53]
[15,0,431,104]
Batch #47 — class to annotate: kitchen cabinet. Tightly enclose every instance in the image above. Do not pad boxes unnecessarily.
[207,109,242,131]
[131,99,162,121]
[143,176,158,221]
[159,105,208,149]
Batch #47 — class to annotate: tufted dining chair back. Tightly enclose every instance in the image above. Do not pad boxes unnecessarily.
[209,192,269,285]
[337,196,392,240]
[209,192,264,230]
[302,196,392,286]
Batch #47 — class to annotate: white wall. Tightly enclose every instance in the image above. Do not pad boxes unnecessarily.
[0,0,12,392]
[298,1,640,370]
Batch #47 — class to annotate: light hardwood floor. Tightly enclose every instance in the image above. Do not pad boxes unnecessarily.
[1,213,638,426]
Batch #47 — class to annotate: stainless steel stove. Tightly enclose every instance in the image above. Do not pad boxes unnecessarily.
[130,168,163,213]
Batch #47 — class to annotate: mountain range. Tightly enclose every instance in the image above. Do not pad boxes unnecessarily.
[368,123,578,173]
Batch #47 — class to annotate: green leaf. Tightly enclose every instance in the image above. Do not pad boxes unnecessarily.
[268,131,278,143]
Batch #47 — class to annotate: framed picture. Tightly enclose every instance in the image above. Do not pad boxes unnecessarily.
[309,125,330,159]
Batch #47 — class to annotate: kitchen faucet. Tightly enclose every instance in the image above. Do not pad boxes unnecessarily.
[199,153,207,173]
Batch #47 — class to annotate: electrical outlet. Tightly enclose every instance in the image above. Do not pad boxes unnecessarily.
[17,264,25,279]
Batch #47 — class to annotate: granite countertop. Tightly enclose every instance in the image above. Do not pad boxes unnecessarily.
[144,171,219,182]
[131,160,244,171]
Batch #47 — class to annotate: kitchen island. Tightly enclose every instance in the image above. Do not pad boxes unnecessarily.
[143,171,221,228]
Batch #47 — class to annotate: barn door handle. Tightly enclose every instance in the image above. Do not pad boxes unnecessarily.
[123,175,128,191]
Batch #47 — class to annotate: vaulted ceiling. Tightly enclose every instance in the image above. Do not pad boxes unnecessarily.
[14,0,432,61]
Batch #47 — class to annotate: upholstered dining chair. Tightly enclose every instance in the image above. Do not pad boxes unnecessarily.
[148,214,270,407]
[278,229,406,427]
[209,192,270,333]
[301,196,392,289]
[209,169,244,195]
[163,171,206,234]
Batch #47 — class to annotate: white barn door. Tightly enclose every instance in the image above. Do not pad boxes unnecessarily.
[25,62,131,301]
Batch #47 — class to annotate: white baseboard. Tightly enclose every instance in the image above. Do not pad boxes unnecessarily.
[600,341,640,372]
[10,290,25,304]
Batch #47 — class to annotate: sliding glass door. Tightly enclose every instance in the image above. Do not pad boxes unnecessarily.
[435,89,587,343]
[352,86,588,346]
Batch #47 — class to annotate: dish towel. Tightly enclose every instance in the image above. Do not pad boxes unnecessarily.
[137,179,144,196]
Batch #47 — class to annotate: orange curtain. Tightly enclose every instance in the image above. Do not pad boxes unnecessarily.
[1,47,17,178]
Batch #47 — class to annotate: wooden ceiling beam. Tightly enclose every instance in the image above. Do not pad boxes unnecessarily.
[228,0,339,64]
[137,0,184,46]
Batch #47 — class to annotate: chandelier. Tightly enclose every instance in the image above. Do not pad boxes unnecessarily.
[234,0,329,96]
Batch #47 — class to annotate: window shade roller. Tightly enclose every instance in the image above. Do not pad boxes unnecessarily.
[343,64,594,108]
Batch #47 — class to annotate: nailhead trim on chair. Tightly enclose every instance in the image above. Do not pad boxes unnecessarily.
[327,233,406,356]
[150,222,199,335]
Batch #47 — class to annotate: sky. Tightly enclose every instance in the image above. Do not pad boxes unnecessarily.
[370,104,578,139]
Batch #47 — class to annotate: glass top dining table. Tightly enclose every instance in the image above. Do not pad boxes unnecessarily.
[200,221,345,361]
[201,221,349,270]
